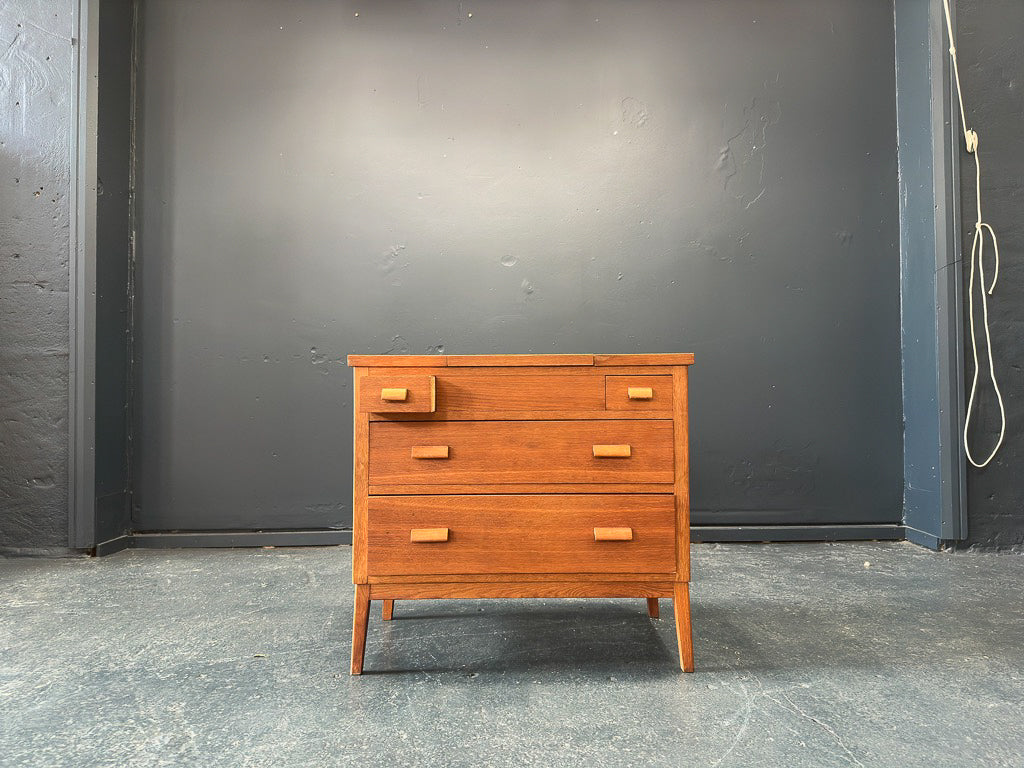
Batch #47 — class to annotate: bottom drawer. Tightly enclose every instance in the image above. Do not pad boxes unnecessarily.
[366,495,675,576]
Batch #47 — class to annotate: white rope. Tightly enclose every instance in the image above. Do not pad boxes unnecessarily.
[942,0,1006,468]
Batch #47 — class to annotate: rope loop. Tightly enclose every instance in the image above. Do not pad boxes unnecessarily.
[943,0,1006,468]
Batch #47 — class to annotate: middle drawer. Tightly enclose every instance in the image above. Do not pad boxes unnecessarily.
[368,420,674,487]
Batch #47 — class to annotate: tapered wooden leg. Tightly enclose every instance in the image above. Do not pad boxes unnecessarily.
[646,597,660,618]
[381,599,394,621]
[351,584,370,675]
[673,582,695,672]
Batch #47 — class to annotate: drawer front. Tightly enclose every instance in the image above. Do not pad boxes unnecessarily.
[605,375,673,412]
[359,375,435,413]
[368,420,674,486]
[367,495,676,575]
[435,374,605,412]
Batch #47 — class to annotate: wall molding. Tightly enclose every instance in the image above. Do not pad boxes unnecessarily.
[69,0,99,550]
[894,0,967,548]
[692,525,905,543]
[94,530,354,555]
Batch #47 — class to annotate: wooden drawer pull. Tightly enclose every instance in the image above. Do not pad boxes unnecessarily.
[410,445,449,459]
[410,527,449,543]
[380,387,408,402]
[627,386,653,400]
[593,444,631,458]
[594,527,633,541]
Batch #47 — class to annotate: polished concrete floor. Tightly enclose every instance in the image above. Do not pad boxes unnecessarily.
[1,541,1022,767]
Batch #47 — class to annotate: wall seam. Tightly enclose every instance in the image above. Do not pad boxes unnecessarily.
[124,0,141,526]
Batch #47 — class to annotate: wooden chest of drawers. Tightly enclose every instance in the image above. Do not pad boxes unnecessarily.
[346,353,695,673]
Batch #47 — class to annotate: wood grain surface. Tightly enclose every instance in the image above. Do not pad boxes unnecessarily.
[368,482,675,495]
[350,584,370,674]
[673,367,691,581]
[369,581,675,599]
[435,373,605,412]
[366,495,674,575]
[446,354,595,367]
[674,582,695,672]
[369,420,673,486]
[594,354,695,366]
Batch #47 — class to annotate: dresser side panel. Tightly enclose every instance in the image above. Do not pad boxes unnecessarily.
[673,366,691,581]
[352,367,370,584]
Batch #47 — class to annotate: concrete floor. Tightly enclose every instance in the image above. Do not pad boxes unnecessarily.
[1,542,1022,767]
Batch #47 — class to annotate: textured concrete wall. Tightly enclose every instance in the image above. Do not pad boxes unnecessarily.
[957,0,1024,549]
[0,3,74,550]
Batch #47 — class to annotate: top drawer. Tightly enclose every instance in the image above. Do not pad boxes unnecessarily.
[359,375,436,413]
[361,371,674,418]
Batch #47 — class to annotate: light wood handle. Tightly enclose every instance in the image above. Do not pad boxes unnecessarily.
[410,445,449,459]
[410,528,449,543]
[627,386,653,400]
[593,444,631,458]
[380,387,408,401]
[594,527,633,541]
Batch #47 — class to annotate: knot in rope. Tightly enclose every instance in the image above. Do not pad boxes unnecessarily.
[965,129,978,153]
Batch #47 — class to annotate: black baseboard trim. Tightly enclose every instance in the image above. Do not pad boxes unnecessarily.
[131,530,353,549]
[94,535,133,557]
[89,525,906,556]
[91,530,352,555]
[691,524,905,543]
[0,546,88,558]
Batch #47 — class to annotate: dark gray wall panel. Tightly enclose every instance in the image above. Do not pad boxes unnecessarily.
[896,0,941,541]
[896,0,965,547]
[0,3,74,549]
[94,0,134,542]
[135,0,903,531]
[957,0,1024,549]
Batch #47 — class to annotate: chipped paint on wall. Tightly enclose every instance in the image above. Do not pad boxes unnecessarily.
[0,2,74,550]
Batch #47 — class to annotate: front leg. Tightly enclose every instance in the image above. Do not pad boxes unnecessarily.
[351,584,371,675]
[673,582,695,672]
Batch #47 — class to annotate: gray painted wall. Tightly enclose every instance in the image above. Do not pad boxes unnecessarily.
[957,0,1024,549]
[896,0,943,542]
[94,0,134,543]
[895,0,965,548]
[0,2,74,552]
[135,0,903,533]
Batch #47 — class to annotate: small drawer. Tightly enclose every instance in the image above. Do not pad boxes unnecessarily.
[368,420,674,487]
[358,375,435,413]
[367,494,675,575]
[605,375,672,412]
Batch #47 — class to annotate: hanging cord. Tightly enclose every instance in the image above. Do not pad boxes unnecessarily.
[942,0,1006,468]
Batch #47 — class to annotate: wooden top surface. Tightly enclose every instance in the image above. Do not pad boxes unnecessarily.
[347,353,694,367]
